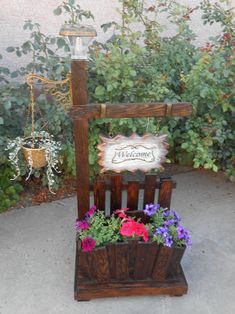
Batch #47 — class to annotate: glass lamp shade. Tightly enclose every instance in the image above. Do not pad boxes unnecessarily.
[59,24,97,60]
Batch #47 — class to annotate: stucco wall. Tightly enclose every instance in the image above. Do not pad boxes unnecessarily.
[0,0,227,74]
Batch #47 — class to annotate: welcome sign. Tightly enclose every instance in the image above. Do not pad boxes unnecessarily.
[97,133,168,173]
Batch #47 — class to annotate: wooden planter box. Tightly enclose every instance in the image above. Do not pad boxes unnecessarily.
[74,175,188,301]
[75,239,187,301]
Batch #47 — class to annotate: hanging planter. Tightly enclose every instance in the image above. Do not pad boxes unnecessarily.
[21,137,47,169]
[6,131,61,193]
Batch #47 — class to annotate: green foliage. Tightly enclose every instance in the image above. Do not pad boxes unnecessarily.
[79,211,122,246]
[0,164,24,213]
[0,0,234,212]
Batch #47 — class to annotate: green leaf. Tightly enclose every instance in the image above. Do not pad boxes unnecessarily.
[95,86,105,97]
[0,117,4,125]
[57,37,66,49]
[53,7,62,16]
[4,101,11,110]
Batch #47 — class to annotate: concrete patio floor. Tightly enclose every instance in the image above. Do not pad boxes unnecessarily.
[0,170,234,314]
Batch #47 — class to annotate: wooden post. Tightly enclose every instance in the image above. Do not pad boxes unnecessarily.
[71,60,90,219]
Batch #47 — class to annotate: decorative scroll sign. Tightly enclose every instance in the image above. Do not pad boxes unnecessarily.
[97,133,168,173]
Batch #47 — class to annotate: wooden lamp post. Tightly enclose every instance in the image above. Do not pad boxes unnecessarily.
[60,22,193,302]
[59,23,97,220]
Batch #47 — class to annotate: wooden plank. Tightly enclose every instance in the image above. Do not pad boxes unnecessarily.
[127,181,139,210]
[93,180,106,211]
[89,180,177,191]
[128,239,139,278]
[71,60,90,219]
[167,246,186,276]
[115,243,129,281]
[87,247,110,283]
[158,178,173,209]
[134,242,159,280]
[71,102,192,119]
[75,265,188,300]
[152,246,174,281]
[110,176,122,214]
[106,244,117,279]
[143,175,157,207]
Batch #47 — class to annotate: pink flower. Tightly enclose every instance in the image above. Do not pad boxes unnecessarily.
[76,220,90,231]
[85,205,97,218]
[115,208,129,218]
[81,237,96,252]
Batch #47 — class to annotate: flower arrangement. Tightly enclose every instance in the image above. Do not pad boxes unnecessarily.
[76,204,191,252]
[6,131,61,193]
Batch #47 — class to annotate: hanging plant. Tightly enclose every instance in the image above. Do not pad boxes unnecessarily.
[6,131,61,193]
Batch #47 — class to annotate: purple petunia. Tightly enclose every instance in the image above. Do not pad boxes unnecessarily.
[144,203,160,216]
[177,225,191,245]
[172,210,181,222]
[164,235,173,247]
[164,219,175,227]
[155,226,168,236]
[163,210,170,217]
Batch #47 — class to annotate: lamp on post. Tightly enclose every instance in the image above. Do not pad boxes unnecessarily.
[60,23,96,219]
[59,23,96,60]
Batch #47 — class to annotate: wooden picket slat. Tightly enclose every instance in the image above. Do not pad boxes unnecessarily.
[158,178,173,209]
[115,243,129,281]
[134,242,159,280]
[152,246,174,281]
[127,181,139,210]
[143,175,157,207]
[128,239,139,278]
[93,180,106,211]
[110,176,122,214]
[87,247,110,283]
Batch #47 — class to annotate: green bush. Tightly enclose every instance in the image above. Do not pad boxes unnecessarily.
[0,164,24,213]
[0,0,234,212]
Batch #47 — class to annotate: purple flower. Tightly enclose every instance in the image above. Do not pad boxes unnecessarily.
[172,210,181,222]
[144,203,160,216]
[177,225,190,240]
[164,235,173,247]
[75,220,90,231]
[164,219,175,227]
[81,236,96,252]
[85,205,97,218]
[155,226,168,236]
[163,210,170,217]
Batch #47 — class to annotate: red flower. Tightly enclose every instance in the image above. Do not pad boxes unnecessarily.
[120,221,135,236]
[81,237,96,252]
[115,208,129,219]
[120,219,149,242]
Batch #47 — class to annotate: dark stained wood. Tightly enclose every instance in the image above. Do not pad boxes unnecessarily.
[71,60,90,219]
[158,178,173,209]
[128,239,139,278]
[90,180,177,191]
[87,247,110,283]
[127,181,139,210]
[106,244,117,279]
[167,246,186,276]
[115,243,129,281]
[152,246,174,281]
[75,265,188,301]
[134,242,159,280]
[93,180,106,211]
[143,175,157,207]
[71,102,192,120]
[110,176,122,214]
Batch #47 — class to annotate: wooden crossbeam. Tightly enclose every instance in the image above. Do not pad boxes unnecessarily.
[70,102,192,120]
